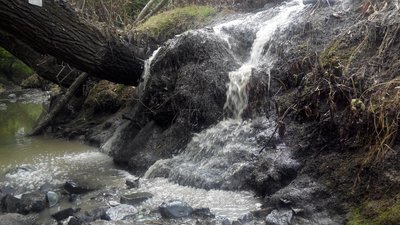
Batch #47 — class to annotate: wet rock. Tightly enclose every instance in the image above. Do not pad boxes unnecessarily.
[64,181,93,194]
[46,191,59,207]
[110,31,238,174]
[265,176,325,214]
[221,218,232,225]
[120,192,153,205]
[0,192,45,214]
[21,191,47,213]
[193,208,215,218]
[125,178,140,189]
[265,209,293,225]
[106,204,138,221]
[52,207,81,221]
[1,194,23,214]
[66,216,82,225]
[250,151,300,196]
[238,213,254,224]
[0,213,37,225]
[264,176,344,225]
[159,200,193,219]
[75,207,109,223]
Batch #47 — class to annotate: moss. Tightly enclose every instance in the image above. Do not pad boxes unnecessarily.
[0,47,33,85]
[319,37,356,73]
[82,80,136,117]
[135,5,216,40]
[20,74,44,89]
[348,200,400,225]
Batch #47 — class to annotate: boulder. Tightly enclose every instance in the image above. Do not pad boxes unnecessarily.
[21,191,47,213]
[110,31,239,174]
[265,209,293,225]
[120,192,153,205]
[159,200,193,219]
[64,181,93,194]
[1,195,23,214]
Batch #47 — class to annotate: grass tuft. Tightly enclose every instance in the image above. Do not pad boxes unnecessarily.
[135,5,216,40]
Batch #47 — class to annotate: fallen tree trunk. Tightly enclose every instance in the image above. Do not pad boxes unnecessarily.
[29,72,89,136]
[0,30,79,87]
[0,0,144,85]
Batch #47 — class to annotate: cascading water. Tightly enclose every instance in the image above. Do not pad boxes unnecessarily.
[144,0,305,191]
[223,0,306,119]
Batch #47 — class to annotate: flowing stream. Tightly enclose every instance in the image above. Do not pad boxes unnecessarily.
[0,88,261,223]
[0,1,307,224]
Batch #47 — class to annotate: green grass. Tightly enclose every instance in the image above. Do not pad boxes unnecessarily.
[136,5,216,40]
[348,201,400,225]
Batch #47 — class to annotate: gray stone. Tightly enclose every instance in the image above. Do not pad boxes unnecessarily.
[159,200,193,219]
[21,191,47,213]
[120,192,153,205]
[265,209,293,225]
[46,191,59,207]
[1,194,23,214]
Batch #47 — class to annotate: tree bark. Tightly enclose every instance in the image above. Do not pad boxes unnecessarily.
[0,30,79,87]
[0,0,144,85]
[29,72,89,136]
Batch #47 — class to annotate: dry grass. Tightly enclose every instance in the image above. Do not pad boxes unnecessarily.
[360,78,400,165]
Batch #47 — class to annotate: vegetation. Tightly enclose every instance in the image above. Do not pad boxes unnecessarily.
[69,0,149,26]
[82,80,136,117]
[0,47,33,86]
[349,200,400,225]
[135,5,216,40]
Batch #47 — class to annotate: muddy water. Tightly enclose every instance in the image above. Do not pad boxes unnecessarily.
[0,89,261,223]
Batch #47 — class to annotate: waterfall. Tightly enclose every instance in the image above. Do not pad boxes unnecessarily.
[144,0,305,190]
[139,47,161,92]
[223,0,305,119]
